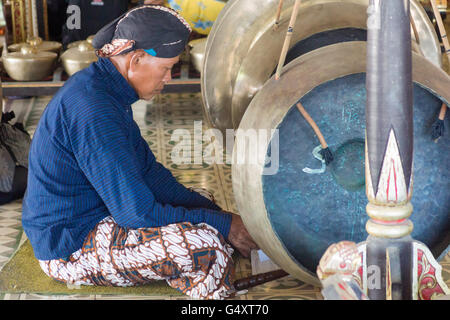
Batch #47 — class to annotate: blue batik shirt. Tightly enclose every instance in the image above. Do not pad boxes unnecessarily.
[22,58,232,260]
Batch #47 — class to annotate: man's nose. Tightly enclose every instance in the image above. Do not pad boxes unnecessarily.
[164,70,172,83]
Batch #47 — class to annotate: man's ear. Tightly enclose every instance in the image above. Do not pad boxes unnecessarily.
[128,50,147,72]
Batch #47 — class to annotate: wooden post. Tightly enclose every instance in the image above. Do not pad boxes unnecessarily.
[31,0,38,39]
[365,0,414,300]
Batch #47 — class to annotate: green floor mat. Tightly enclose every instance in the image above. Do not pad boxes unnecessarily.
[0,240,182,296]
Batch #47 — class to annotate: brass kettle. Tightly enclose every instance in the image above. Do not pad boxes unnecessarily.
[61,36,98,76]
[2,43,58,81]
[67,35,95,49]
[8,36,62,54]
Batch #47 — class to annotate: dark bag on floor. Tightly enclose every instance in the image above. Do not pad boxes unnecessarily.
[0,111,31,205]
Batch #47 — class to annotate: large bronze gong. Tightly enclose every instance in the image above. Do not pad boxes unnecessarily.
[202,0,441,133]
[231,41,450,285]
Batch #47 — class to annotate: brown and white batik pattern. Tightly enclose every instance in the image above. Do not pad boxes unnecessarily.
[96,39,136,58]
[38,216,236,300]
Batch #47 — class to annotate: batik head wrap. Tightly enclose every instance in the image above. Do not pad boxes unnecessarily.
[92,5,191,58]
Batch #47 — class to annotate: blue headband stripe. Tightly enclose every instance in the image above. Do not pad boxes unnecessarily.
[144,48,157,56]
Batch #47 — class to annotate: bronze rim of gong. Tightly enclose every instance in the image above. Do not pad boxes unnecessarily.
[231,41,450,285]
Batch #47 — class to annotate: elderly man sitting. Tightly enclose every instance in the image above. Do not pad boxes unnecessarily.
[22,5,257,300]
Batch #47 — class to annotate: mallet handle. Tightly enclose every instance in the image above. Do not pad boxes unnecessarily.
[296,102,328,149]
[233,270,289,291]
[273,0,285,30]
[275,0,302,80]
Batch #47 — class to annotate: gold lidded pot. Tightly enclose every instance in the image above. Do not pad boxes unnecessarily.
[8,36,62,54]
[61,36,98,76]
[2,41,57,81]
[67,35,95,49]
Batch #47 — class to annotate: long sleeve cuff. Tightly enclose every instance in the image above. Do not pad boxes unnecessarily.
[201,208,232,239]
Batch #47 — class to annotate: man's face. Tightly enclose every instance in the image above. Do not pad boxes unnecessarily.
[128,52,179,101]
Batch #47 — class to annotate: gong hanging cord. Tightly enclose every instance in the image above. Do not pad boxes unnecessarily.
[275,0,302,80]
[273,0,284,30]
[296,102,334,165]
[429,0,449,141]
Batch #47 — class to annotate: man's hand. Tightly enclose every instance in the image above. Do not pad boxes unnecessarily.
[227,213,259,258]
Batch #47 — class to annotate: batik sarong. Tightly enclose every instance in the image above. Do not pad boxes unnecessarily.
[38,189,236,300]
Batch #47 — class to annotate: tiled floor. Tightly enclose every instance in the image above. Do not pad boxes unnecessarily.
[0,92,448,300]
